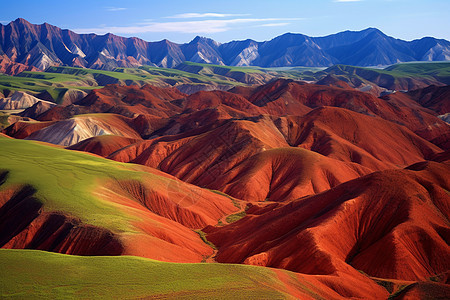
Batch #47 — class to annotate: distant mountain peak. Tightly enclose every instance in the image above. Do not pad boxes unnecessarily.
[0,18,448,72]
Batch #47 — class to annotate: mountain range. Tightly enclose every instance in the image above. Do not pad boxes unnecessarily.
[1,18,450,72]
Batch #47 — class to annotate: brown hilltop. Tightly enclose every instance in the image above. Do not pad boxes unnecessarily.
[21,80,449,150]
[316,74,353,89]
[38,84,187,121]
[179,90,266,117]
[68,135,142,157]
[205,159,450,281]
[379,91,450,143]
[0,55,40,75]
[108,106,442,179]
[75,84,186,117]
[103,106,442,206]
[316,74,385,96]
[110,117,289,187]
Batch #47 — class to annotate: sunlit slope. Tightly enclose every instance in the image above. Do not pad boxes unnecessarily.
[0,249,352,300]
[0,136,236,262]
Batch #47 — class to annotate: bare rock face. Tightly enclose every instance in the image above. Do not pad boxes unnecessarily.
[61,89,88,105]
[1,19,449,71]
[25,114,141,146]
[0,91,54,110]
[18,101,57,119]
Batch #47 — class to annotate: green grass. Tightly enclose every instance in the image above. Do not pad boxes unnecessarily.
[384,62,450,84]
[179,61,267,74]
[0,136,181,233]
[0,72,99,104]
[387,284,414,300]
[2,61,448,104]
[138,64,243,86]
[0,111,10,130]
[225,211,246,223]
[194,230,217,250]
[0,249,299,299]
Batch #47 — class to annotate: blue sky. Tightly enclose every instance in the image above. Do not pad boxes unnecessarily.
[1,0,449,43]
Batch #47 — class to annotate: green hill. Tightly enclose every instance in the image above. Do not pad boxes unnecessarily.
[0,249,309,299]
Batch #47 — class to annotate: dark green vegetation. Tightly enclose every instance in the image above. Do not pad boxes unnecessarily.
[195,230,217,250]
[0,249,299,299]
[225,211,247,223]
[385,62,450,84]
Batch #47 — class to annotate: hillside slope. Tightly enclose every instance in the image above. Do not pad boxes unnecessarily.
[0,137,237,262]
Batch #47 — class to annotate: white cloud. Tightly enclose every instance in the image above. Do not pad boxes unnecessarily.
[166,13,251,19]
[73,18,302,35]
[256,23,290,27]
[106,7,127,11]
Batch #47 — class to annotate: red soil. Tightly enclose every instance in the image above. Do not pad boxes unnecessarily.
[205,160,450,281]
[283,107,443,169]
[3,120,55,139]
[75,84,186,117]
[110,117,288,187]
[0,164,238,262]
[67,135,141,157]
[106,107,441,204]
[179,90,266,117]
[232,79,450,143]
[209,147,372,202]
[406,85,450,115]
[380,91,450,143]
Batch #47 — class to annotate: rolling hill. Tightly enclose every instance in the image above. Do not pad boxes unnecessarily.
[0,137,238,262]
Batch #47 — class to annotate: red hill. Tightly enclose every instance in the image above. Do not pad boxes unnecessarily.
[406,85,450,115]
[209,147,372,202]
[205,160,450,281]
[283,107,443,169]
[232,79,450,144]
[3,120,55,139]
[110,117,289,187]
[68,135,141,157]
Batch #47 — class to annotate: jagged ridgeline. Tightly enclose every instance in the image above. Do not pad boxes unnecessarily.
[1,18,449,73]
